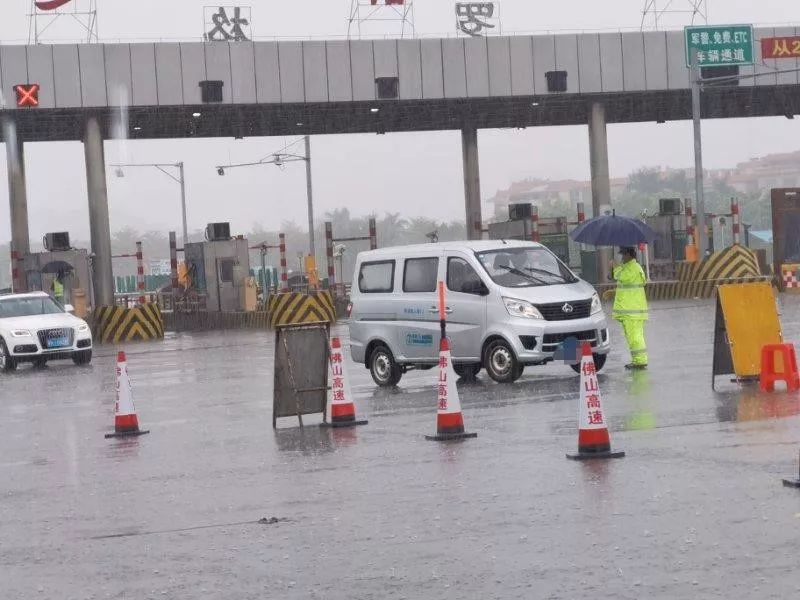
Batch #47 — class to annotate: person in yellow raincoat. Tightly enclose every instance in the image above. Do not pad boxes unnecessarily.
[610,247,648,370]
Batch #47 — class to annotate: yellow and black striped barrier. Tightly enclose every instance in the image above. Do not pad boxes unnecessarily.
[93,303,165,344]
[600,245,771,301]
[267,291,336,327]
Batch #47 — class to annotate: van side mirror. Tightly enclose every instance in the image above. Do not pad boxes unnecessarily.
[64,304,75,313]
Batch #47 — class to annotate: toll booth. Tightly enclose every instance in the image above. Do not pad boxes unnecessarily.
[644,199,689,280]
[22,232,91,308]
[184,223,251,311]
[488,204,571,264]
[771,188,800,290]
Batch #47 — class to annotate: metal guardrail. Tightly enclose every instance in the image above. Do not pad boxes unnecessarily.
[113,291,208,313]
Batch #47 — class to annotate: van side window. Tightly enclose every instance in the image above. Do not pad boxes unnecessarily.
[447,257,485,295]
[358,261,395,293]
[403,258,439,293]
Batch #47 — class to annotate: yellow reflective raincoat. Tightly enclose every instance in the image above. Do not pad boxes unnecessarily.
[612,259,648,366]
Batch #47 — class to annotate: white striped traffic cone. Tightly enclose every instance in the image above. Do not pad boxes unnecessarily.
[425,337,477,441]
[566,342,623,460]
[321,337,367,428]
[105,351,150,439]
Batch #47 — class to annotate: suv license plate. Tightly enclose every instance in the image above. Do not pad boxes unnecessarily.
[47,337,69,348]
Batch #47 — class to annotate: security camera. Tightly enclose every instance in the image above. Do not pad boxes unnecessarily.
[217,167,225,176]
[333,244,347,257]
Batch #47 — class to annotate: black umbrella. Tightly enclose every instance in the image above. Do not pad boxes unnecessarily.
[40,261,74,275]
[570,212,656,247]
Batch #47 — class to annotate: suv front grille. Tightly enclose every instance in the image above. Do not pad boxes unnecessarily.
[535,299,591,321]
[37,328,75,350]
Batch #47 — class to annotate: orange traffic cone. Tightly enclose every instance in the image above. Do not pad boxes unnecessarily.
[566,342,623,460]
[321,337,367,428]
[105,351,150,439]
[425,337,477,441]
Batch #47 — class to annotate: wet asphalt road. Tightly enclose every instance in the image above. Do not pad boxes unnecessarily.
[3,298,800,599]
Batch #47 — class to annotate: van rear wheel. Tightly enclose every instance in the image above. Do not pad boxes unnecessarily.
[369,345,402,387]
[483,339,522,384]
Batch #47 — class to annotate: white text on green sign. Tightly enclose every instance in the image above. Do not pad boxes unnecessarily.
[684,25,754,67]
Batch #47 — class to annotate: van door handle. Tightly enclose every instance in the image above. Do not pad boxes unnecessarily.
[429,306,453,314]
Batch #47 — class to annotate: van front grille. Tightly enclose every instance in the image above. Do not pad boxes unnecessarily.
[535,299,591,321]
[542,330,597,349]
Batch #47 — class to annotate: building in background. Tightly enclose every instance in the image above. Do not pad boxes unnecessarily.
[486,150,800,219]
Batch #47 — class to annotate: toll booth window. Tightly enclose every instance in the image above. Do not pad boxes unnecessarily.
[219,259,235,283]
[403,258,439,293]
[783,213,800,262]
[447,257,484,295]
[358,260,395,293]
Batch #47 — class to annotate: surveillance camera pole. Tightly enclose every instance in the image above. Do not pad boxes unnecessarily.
[690,48,707,258]
[215,136,315,257]
[304,135,315,258]
[110,161,189,247]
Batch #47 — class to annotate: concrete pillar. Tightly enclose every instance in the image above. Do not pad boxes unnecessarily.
[461,126,483,240]
[588,102,612,283]
[5,120,30,292]
[83,116,114,307]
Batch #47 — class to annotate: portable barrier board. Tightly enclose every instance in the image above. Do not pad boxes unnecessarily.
[273,323,329,427]
[268,291,336,327]
[712,282,782,389]
[93,303,165,344]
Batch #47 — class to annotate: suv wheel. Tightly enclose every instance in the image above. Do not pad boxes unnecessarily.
[570,352,607,374]
[483,339,522,384]
[0,339,17,373]
[369,345,402,387]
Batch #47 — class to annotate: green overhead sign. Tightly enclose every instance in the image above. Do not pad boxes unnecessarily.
[684,24,754,67]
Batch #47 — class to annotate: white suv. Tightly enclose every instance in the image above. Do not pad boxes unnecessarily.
[0,292,93,371]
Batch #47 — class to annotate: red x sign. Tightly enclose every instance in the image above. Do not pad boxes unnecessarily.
[14,84,40,108]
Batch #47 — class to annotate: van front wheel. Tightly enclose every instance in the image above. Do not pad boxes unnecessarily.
[483,339,522,384]
[369,345,402,387]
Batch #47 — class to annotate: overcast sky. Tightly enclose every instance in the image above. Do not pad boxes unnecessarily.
[1,0,799,243]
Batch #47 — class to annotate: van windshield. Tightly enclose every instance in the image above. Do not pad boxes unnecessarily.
[476,247,578,288]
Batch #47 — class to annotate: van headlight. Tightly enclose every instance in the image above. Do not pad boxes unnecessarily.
[503,297,543,320]
[11,329,31,338]
[77,323,89,333]
[590,292,602,315]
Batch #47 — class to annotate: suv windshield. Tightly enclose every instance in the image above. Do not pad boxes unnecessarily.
[476,247,578,288]
[0,296,64,318]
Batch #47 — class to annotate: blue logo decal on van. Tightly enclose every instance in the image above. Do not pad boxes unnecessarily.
[403,307,425,317]
[405,333,434,346]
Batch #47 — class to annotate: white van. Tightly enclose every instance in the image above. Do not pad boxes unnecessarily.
[348,240,610,386]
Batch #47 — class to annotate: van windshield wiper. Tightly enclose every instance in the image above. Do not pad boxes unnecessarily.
[496,264,547,285]
[523,266,575,283]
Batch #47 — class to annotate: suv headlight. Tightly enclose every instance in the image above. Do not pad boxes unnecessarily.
[11,329,31,338]
[590,292,602,315]
[77,323,89,333]
[503,297,543,320]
